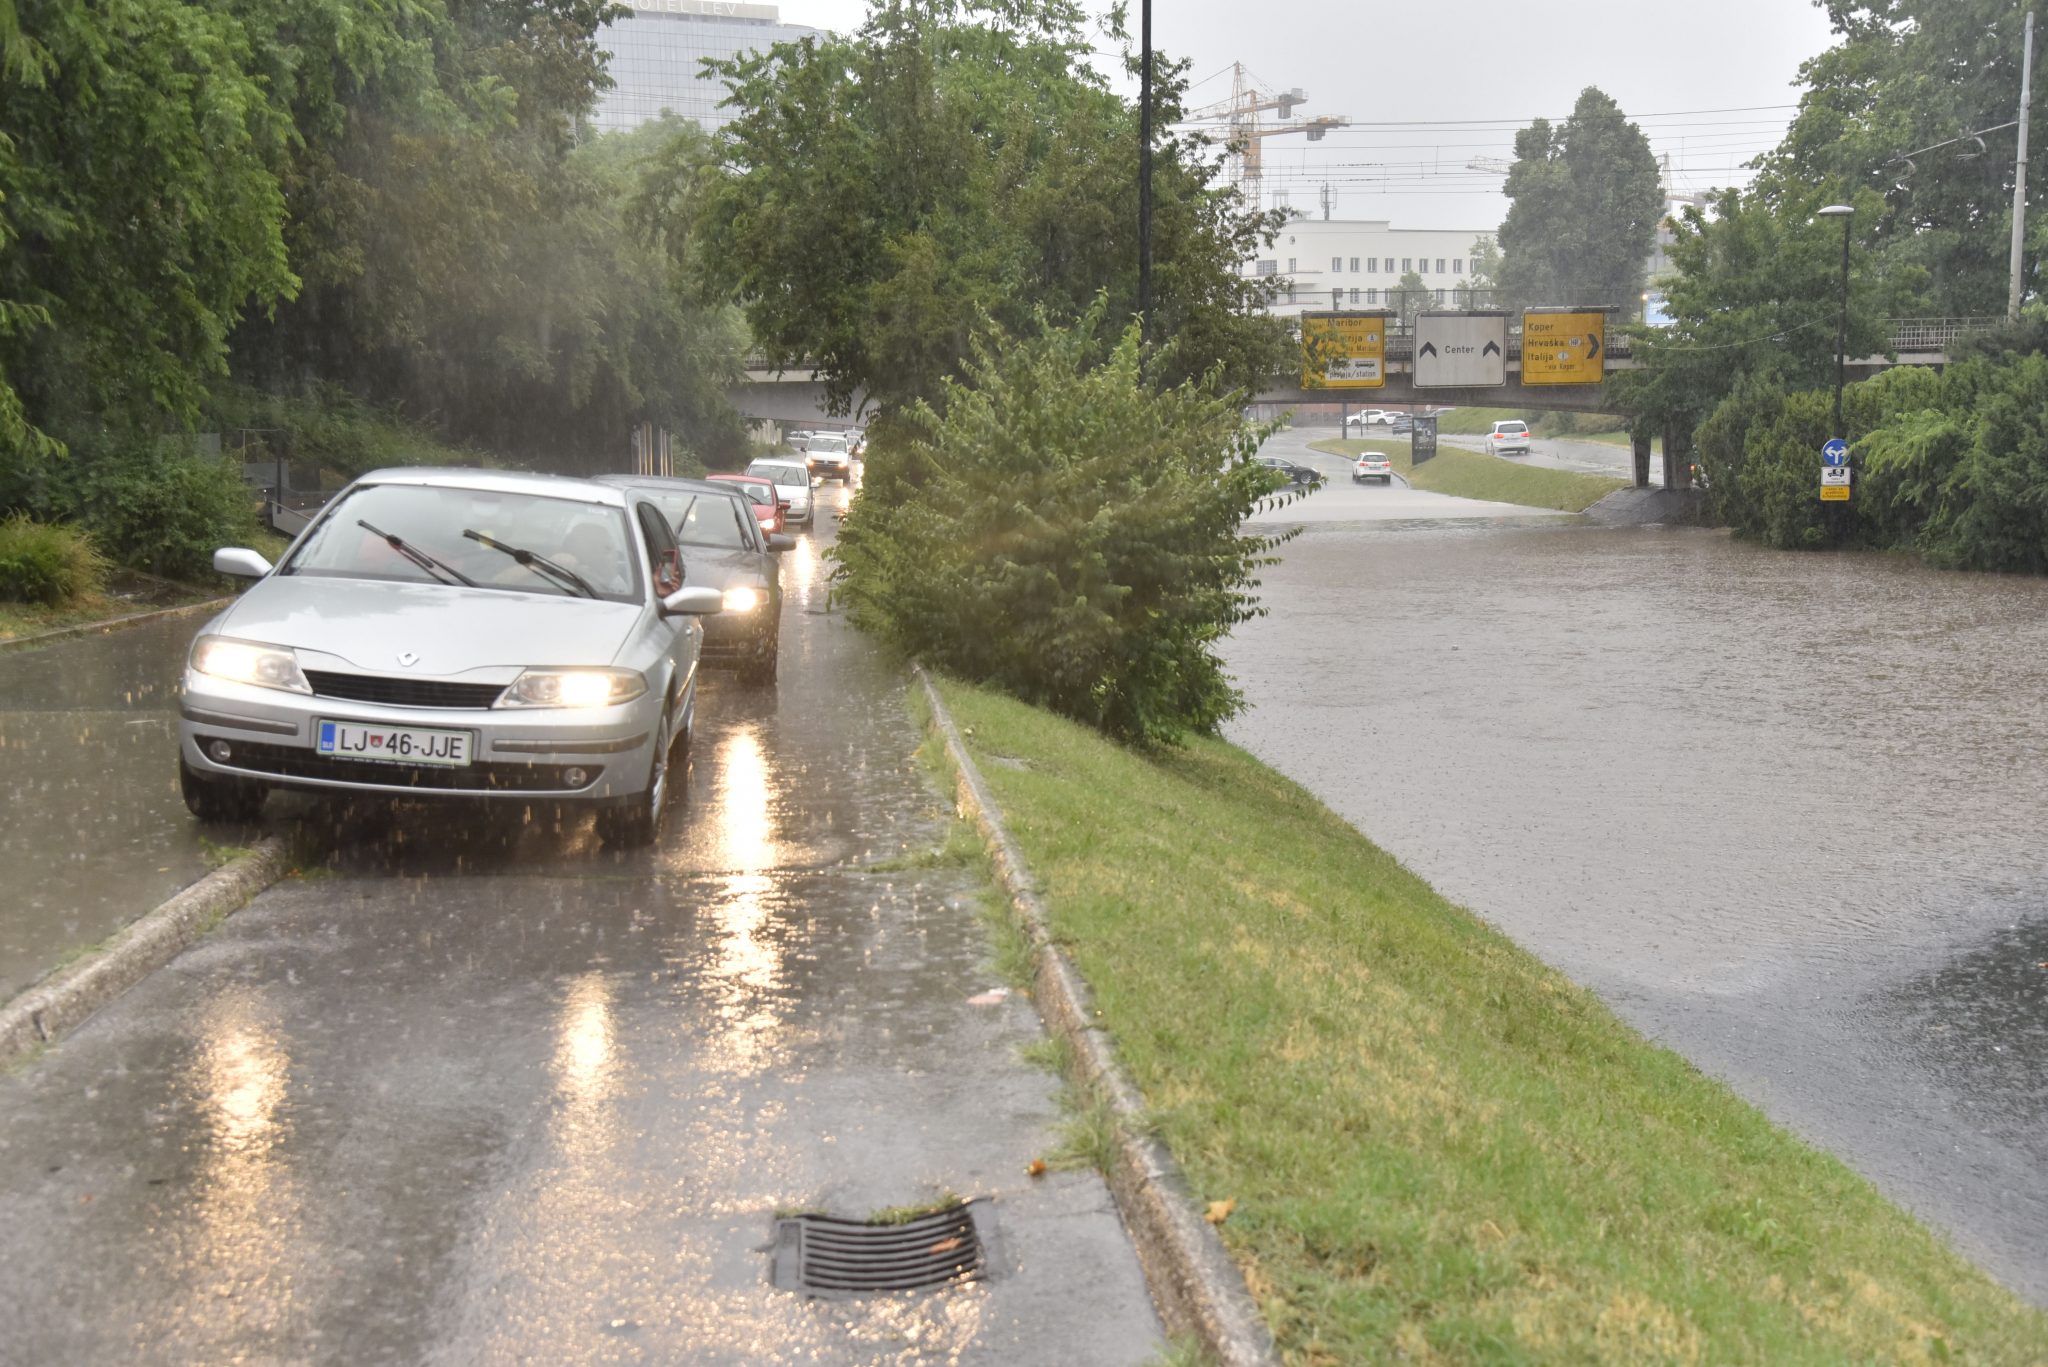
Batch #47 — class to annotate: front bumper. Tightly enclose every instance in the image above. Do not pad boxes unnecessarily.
[178,672,661,801]
[699,606,777,664]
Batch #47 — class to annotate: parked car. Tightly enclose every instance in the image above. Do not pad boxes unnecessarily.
[1254,455,1325,489]
[1353,452,1394,484]
[1489,420,1532,455]
[177,467,723,847]
[745,457,815,526]
[706,472,786,534]
[597,475,790,685]
[805,432,853,482]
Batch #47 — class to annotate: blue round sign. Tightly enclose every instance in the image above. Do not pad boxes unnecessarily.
[1821,438,1849,467]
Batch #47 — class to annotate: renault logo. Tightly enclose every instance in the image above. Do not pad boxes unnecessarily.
[397,651,419,667]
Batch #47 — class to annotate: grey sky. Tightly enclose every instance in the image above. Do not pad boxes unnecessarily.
[779,0,1841,233]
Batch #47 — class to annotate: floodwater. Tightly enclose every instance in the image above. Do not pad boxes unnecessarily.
[1227,463,2048,1301]
[0,618,228,1000]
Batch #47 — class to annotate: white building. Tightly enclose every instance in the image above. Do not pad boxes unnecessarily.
[1249,219,1497,318]
[592,1,824,134]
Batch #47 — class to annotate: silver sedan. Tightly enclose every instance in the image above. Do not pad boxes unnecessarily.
[176,468,721,847]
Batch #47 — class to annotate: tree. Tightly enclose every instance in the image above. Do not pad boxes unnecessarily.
[671,0,1287,417]
[1757,0,2044,316]
[1495,88,1663,310]
[1393,270,1433,330]
[1611,184,1918,441]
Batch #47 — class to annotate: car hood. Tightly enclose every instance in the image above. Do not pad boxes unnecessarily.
[213,576,646,673]
[680,547,768,591]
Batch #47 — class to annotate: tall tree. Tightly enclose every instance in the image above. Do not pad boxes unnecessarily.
[1495,88,1662,310]
[1758,0,2044,316]
[670,0,1286,416]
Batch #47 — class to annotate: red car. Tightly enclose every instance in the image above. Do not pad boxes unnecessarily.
[707,473,787,535]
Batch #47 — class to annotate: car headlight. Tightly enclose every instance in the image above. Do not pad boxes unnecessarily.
[190,636,312,694]
[497,668,647,709]
[722,586,762,613]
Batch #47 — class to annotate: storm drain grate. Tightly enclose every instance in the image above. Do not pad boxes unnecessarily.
[768,1199,997,1298]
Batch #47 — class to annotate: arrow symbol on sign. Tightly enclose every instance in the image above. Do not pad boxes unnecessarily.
[1482,340,1501,357]
[1419,342,1438,359]
[1587,333,1601,362]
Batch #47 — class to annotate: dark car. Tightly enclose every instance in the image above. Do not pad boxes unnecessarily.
[595,475,790,685]
[1254,455,1325,489]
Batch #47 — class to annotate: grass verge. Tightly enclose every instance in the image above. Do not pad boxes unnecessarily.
[928,676,2048,1365]
[1314,436,1623,513]
[0,581,220,642]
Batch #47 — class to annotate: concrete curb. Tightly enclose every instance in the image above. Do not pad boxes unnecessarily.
[0,596,227,653]
[0,836,293,1065]
[913,667,1281,1367]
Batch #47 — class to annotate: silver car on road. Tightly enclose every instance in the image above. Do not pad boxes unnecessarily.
[176,468,722,847]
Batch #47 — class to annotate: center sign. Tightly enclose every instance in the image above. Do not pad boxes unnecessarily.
[1300,312,1390,389]
[1413,313,1507,388]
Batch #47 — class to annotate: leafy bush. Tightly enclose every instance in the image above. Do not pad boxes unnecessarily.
[1695,356,2048,572]
[831,306,1289,746]
[0,515,108,605]
[209,386,484,486]
[67,442,261,581]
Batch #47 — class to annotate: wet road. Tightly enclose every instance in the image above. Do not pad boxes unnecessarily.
[0,479,1163,1365]
[1253,427,1571,524]
[0,618,229,1000]
[1439,428,1639,478]
[1223,494,2048,1302]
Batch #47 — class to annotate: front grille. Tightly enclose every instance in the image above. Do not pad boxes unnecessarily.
[768,1201,994,1299]
[304,670,504,710]
[202,737,599,792]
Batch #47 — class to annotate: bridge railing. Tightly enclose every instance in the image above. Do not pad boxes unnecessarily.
[1886,317,1999,353]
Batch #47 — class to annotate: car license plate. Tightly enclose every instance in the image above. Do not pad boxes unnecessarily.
[317,720,473,767]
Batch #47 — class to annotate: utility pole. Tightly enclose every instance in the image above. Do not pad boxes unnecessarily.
[1320,182,1333,220]
[1138,0,1154,351]
[2011,9,2035,320]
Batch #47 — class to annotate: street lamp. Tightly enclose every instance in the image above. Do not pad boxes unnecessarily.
[1816,204,1854,439]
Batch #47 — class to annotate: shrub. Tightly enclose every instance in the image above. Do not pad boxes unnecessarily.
[0,514,109,604]
[68,441,261,581]
[831,305,1290,746]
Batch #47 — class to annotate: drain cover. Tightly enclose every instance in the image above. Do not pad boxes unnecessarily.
[769,1199,998,1298]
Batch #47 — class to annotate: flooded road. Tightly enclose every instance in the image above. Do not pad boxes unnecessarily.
[0,479,1161,1365]
[1223,506,2048,1301]
[0,617,227,1000]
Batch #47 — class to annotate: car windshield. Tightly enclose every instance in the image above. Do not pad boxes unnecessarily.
[672,495,751,549]
[1500,423,1527,433]
[749,463,808,490]
[725,482,773,506]
[810,435,848,453]
[283,483,641,603]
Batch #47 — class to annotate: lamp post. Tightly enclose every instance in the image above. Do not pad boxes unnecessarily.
[1816,204,1854,439]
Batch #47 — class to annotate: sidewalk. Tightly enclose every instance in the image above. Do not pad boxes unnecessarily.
[0,616,233,1002]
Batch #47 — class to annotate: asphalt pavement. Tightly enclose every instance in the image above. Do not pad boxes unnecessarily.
[1248,427,1574,525]
[0,476,1163,1365]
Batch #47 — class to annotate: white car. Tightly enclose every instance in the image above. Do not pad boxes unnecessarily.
[745,458,815,526]
[178,468,724,847]
[1352,452,1394,485]
[1488,420,1532,455]
[805,432,852,482]
[1344,410,1391,429]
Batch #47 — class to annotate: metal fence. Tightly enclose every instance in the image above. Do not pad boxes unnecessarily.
[1886,317,1999,352]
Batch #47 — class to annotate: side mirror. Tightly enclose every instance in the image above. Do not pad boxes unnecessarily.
[766,534,796,553]
[214,547,273,579]
[660,585,724,616]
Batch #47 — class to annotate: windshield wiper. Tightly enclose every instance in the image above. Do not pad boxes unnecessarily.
[357,520,477,587]
[462,529,597,599]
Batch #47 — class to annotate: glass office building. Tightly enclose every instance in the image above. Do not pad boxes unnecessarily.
[592,1,824,133]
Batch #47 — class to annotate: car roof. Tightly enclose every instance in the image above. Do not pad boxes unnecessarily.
[748,457,808,470]
[354,466,626,506]
[705,472,774,483]
[590,473,751,503]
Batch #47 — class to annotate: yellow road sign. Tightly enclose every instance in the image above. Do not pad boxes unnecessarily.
[1520,311,1607,386]
[1819,484,1851,502]
[1301,313,1388,389]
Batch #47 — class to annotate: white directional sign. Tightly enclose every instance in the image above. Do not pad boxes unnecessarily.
[1820,466,1852,486]
[1413,313,1508,388]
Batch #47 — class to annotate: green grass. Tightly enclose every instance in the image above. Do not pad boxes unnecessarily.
[1314,437,1624,513]
[0,583,221,642]
[927,678,2048,1365]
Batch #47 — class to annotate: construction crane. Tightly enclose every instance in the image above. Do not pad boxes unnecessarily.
[1181,63,1348,209]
